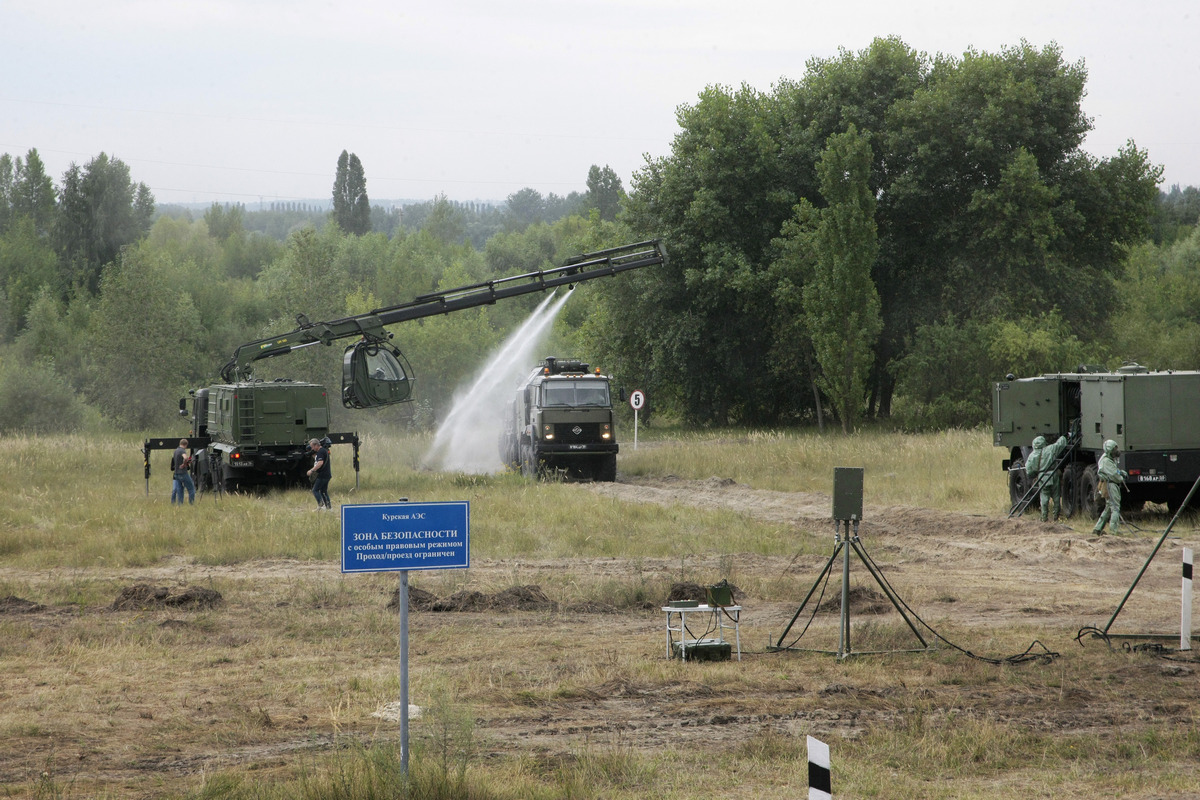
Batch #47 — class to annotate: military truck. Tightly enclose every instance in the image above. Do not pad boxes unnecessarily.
[994,364,1200,517]
[500,357,621,481]
[144,382,362,494]
[144,240,667,494]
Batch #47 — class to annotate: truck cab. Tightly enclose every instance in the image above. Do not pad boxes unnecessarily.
[501,357,619,481]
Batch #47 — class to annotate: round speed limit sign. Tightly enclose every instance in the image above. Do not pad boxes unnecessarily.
[629,390,645,411]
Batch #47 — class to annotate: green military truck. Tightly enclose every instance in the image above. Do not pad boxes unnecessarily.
[145,382,361,494]
[500,357,621,481]
[994,364,1200,517]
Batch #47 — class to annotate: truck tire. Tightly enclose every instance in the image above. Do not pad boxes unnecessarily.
[195,451,213,493]
[594,454,617,483]
[1167,493,1186,516]
[1079,465,1102,519]
[1008,455,1031,511]
[520,444,537,479]
[222,462,241,495]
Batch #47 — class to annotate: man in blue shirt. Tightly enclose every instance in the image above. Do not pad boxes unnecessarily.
[171,439,195,505]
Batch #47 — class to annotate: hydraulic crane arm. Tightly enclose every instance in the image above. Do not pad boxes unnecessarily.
[219,239,666,384]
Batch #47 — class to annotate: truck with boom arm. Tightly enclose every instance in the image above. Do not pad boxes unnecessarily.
[143,240,667,494]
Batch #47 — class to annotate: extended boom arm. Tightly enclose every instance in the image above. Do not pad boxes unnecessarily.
[219,239,666,384]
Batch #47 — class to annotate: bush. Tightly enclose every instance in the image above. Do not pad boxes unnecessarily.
[891,316,995,430]
[0,359,89,434]
[891,311,1093,431]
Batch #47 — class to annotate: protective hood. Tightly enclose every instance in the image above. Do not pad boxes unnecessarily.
[1031,436,1047,449]
[1104,439,1119,457]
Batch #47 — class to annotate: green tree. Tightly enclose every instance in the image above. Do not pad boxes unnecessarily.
[875,43,1158,412]
[0,216,61,335]
[585,165,624,221]
[204,202,245,241]
[543,191,586,222]
[1152,185,1200,245]
[331,151,371,235]
[11,148,57,236]
[1110,229,1200,368]
[56,152,155,294]
[891,310,1091,430]
[83,248,203,429]
[424,194,468,245]
[801,126,882,433]
[890,315,997,430]
[0,154,12,233]
[614,38,1159,425]
[505,188,547,231]
[613,83,805,425]
[13,287,91,390]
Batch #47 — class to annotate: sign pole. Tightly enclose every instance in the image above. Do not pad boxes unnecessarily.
[399,569,410,773]
[340,500,470,781]
[629,390,645,450]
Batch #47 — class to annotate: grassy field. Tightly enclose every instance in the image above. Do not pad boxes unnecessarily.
[2,428,1197,799]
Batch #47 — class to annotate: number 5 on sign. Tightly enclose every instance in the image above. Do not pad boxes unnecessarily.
[629,390,645,450]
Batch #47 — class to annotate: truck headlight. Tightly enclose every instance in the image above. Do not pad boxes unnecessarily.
[543,424,554,440]
[601,424,611,440]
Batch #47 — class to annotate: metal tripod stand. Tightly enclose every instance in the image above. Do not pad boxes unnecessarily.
[770,515,934,659]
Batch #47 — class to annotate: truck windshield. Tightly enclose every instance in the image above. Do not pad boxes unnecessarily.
[541,381,610,407]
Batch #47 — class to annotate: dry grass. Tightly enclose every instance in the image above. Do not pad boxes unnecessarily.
[618,425,1008,513]
[2,429,1198,799]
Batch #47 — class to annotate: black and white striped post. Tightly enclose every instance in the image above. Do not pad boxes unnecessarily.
[1183,548,1193,652]
[807,735,831,799]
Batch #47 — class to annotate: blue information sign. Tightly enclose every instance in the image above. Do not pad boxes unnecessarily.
[340,502,470,573]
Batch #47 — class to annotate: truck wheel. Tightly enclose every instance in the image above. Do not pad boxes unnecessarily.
[195,451,213,493]
[520,444,536,479]
[1008,456,1031,511]
[1060,464,1078,518]
[594,454,617,482]
[1167,494,1185,516]
[222,463,240,494]
[1079,465,1102,519]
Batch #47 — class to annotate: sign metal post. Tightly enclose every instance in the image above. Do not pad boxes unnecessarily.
[629,390,645,450]
[341,501,470,775]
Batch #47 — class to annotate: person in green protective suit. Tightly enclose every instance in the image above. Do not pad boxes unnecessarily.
[1026,434,1072,522]
[1092,439,1128,534]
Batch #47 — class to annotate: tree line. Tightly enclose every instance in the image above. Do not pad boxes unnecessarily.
[1,36,1197,437]
[589,37,1181,429]
[0,144,630,433]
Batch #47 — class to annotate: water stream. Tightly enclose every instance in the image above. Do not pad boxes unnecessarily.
[421,289,574,474]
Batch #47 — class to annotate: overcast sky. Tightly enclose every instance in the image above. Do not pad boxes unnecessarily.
[3,0,1197,207]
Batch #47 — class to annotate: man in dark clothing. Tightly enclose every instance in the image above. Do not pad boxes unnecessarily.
[172,438,195,505]
[307,438,332,510]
